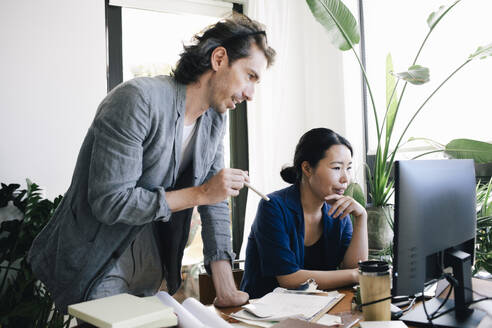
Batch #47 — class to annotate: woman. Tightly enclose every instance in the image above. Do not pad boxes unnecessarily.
[240,128,368,298]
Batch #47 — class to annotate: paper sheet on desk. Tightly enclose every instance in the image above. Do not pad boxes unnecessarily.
[231,316,277,327]
[316,314,342,326]
[472,299,492,328]
[229,314,342,328]
[471,299,492,317]
[232,309,302,323]
[232,291,341,322]
[359,321,408,328]
[273,287,329,295]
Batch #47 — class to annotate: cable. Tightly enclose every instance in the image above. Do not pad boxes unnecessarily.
[401,297,417,314]
[360,295,392,308]
[462,285,492,299]
[428,273,492,321]
[427,274,454,319]
[427,273,461,320]
[416,255,448,326]
[418,271,450,324]
[430,297,492,321]
[402,297,416,312]
[467,297,492,306]
[421,285,435,327]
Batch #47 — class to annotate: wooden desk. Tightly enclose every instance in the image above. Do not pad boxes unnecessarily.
[218,286,361,327]
[218,278,492,328]
[74,278,491,327]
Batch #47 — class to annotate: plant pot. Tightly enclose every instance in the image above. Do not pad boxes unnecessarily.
[366,205,394,251]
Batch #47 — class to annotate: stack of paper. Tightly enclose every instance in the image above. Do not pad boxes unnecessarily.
[230,289,344,326]
[270,318,335,327]
[68,293,177,328]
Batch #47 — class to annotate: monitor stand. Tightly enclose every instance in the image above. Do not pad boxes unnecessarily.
[401,249,486,328]
[400,298,485,328]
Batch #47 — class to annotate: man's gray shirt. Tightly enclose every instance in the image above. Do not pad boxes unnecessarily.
[28,76,234,313]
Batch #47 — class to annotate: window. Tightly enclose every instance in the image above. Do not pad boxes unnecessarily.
[121,9,219,81]
[360,0,492,160]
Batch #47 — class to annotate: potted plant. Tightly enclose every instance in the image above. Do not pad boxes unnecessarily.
[0,181,68,327]
[305,0,492,250]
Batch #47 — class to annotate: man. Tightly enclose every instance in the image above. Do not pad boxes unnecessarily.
[28,13,275,313]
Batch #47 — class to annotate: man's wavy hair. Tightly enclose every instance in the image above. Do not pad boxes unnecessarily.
[172,13,276,85]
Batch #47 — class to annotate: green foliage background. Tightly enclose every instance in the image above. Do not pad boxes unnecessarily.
[0,181,70,328]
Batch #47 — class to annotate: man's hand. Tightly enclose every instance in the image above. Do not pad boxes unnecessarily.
[210,260,249,308]
[199,169,249,205]
[164,169,249,214]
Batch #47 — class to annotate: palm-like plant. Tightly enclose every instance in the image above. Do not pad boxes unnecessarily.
[306,0,492,206]
[475,178,492,274]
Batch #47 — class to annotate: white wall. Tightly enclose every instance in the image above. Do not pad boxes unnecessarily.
[0,0,107,199]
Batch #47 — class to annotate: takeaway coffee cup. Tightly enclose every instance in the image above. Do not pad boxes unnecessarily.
[358,260,391,321]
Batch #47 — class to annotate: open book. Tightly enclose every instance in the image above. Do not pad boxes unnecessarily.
[68,293,177,328]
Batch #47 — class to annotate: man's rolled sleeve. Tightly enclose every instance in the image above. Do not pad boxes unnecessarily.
[198,131,235,273]
[154,186,173,221]
[200,198,235,274]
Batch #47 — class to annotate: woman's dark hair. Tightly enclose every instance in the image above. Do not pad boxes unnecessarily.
[280,128,353,185]
[172,12,276,85]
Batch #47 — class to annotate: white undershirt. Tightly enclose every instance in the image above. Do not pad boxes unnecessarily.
[178,121,197,176]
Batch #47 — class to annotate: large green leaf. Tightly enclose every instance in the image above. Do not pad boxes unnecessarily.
[445,138,492,163]
[385,53,399,140]
[469,43,492,60]
[394,65,430,85]
[427,1,461,30]
[306,0,360,51]
[477,179,492,217]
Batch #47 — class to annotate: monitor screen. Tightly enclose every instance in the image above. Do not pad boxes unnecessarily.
[392,159,484,327]
[393,159,476,297]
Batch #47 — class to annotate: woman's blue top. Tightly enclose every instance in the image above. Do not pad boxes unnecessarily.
[240,184,353,298]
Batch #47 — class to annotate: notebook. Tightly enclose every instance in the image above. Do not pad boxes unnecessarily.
[68,293,177,328]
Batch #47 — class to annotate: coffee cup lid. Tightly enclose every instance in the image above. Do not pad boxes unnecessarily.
[358,260,390,273]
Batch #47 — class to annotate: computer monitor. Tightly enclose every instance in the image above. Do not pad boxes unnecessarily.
[392,159,485,327]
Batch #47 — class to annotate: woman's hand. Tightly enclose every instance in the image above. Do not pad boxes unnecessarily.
[325,194,366,220]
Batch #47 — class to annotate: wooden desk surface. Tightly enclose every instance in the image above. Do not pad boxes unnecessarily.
[74,278,492,327]
[218,286,361,327]
[218,278,492,328]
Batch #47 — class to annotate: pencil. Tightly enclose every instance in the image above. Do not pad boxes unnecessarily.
[244,182,270,201]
